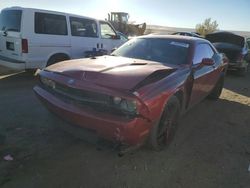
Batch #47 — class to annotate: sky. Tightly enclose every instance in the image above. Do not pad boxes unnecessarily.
[0,0,250,31]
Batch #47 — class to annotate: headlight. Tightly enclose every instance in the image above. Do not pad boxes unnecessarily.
[113,96,122,105]
[40,76,55,89]
[112,97,137,113]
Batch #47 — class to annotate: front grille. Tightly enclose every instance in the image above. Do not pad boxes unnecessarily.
[40,81,136,118]
[54,82,111,106]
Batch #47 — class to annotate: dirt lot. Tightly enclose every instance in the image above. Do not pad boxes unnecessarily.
[0,65,250,188]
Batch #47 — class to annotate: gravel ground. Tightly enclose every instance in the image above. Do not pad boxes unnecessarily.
[0,65,250,188]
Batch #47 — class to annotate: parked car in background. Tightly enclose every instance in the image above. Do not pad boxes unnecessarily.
[0,7,126,71]
[172,31,202,38]
[34,35,227,153]
[206,31,250,76]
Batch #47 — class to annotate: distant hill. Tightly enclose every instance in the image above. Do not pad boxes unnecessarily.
[146,25,250,38]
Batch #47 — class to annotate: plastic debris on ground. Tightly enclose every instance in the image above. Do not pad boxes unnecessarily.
[3,154,14,161]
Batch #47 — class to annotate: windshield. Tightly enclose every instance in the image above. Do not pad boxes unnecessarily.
[112,38,190,65]
[0,10,22,32]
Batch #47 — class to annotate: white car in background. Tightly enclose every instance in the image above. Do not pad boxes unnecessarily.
[0,7,126,70]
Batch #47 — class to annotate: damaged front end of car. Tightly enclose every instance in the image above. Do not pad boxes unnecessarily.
[34,70,155,154]
[38,72,149,119]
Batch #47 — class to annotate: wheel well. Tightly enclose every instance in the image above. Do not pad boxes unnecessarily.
[47,53,70,66]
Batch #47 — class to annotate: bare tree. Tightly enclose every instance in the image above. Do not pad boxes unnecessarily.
[196,18,218,36]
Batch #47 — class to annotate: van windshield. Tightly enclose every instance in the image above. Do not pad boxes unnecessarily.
[0,10,22,32]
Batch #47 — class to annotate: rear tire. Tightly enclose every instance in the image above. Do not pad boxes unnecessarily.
[149,96,180,151]
[208,75,224,100]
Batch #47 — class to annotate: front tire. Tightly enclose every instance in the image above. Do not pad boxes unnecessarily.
[149,96,180,151]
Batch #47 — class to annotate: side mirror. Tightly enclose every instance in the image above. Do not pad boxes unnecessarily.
[201,58,214,66]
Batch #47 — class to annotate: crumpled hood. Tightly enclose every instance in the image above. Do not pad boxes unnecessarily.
[45,56,177,90]
[206,31,245,47]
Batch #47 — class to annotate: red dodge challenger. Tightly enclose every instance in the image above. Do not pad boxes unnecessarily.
[34,35,228,152]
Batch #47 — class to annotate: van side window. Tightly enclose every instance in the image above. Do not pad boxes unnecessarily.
[100,22,116,39]
[35,12,67,35]
[70,17,98,38]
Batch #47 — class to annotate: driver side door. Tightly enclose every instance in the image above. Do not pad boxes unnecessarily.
[99,21,123,53]
[189,43,217,106]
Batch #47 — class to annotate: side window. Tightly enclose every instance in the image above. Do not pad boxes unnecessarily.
[70,17,98,37]
[100,22,116,39]
[193,43,214,65]
[35,12,67,35]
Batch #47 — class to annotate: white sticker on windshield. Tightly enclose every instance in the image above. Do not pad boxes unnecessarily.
[170,42,189,48]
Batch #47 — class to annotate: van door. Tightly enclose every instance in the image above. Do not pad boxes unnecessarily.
[99,21,124,53]
[0,9,23,62]
[69,16,100,58]
[29,12,70,68]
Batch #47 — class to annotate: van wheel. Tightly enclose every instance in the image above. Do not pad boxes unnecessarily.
[149,96,180,151]
[47,54,69,67]
[208,75,224,100]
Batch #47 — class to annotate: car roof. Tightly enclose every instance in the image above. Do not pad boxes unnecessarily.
[139,34,209,45]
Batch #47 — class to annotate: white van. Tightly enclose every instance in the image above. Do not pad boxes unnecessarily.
[0,7,126,70]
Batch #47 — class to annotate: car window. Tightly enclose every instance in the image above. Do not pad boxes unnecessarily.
[0,10,22,32]
[100,22,116,39]
[70,17,98,37]
[193,43,214,65]
[112,14,119,22]
[35,12,67,35]
[112,38,190,65]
